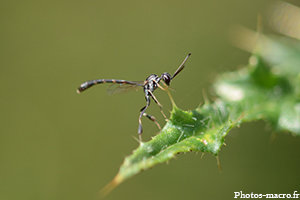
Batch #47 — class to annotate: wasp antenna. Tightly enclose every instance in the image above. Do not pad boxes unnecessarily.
[171,53,191,79]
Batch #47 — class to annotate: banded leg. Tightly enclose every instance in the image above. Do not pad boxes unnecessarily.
[142,111,161,130]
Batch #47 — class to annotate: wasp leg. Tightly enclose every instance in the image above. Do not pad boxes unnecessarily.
[153,79,167,91]
[148,90,167,119]
[138,96,151,142]
[142,112,161,130]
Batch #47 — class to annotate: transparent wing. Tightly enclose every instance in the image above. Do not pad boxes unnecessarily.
[106,81,144,95]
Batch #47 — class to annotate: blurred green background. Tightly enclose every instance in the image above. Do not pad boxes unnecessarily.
[1,0,299,200]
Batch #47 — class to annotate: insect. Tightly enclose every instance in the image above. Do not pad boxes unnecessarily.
[77,53,191,141]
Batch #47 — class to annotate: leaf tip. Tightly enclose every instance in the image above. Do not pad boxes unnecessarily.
[99,174,124,197]
[216,156,222,172]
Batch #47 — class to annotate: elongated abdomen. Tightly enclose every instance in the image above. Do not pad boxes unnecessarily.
[77,79,138,93]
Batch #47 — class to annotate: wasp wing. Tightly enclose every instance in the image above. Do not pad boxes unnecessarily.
[106,81,145,95]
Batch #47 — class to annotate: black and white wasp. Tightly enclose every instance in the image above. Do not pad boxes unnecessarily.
[77,53,191,141]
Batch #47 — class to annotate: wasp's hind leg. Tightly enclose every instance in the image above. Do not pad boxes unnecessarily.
[142,112,161,130]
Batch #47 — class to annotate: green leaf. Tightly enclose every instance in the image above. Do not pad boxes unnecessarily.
[101,101,236,195]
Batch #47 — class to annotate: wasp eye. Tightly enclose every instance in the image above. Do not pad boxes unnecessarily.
[161,73,171,85]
